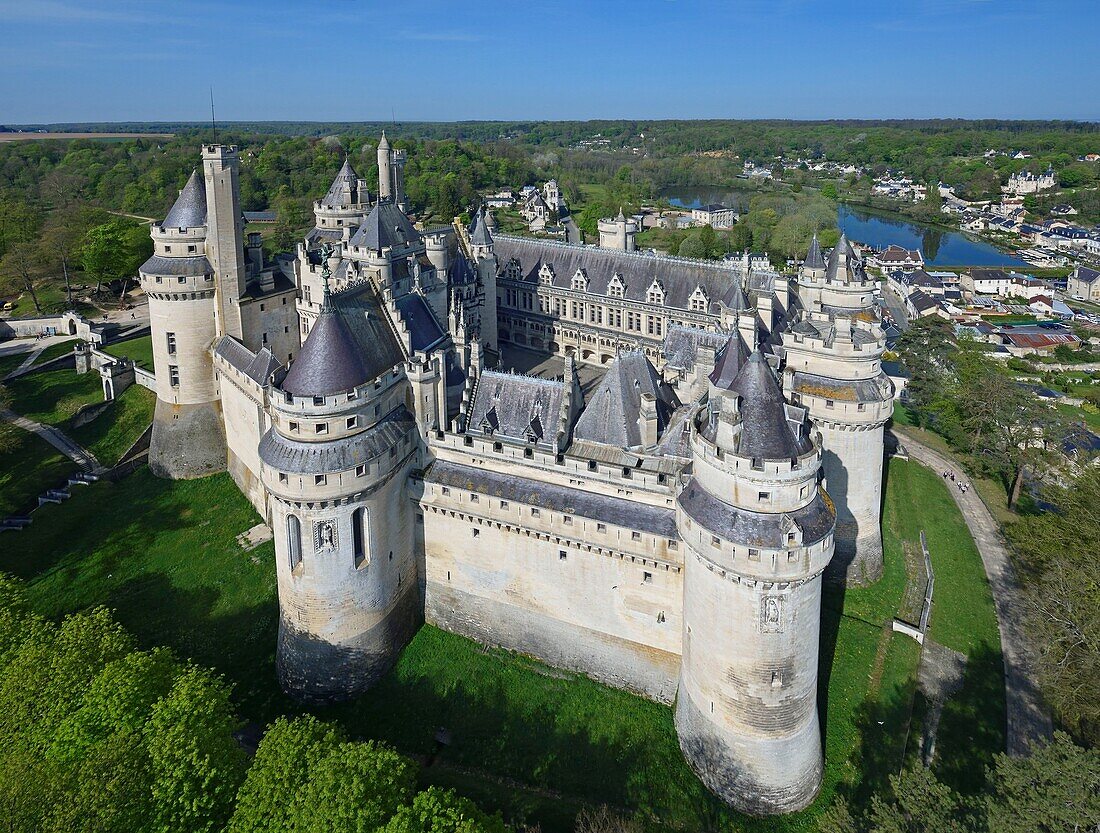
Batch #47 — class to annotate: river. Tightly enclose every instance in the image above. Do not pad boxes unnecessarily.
[661,187,1028,268]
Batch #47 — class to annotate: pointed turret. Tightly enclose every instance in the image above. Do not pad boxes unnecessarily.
[281,280,371,397]
[320,157,361,208]
[725,351,812,461]
[377,132,393,202]
[162,170,207,229]
[469,205,494,248]
[708,331,747,389]
[802,232,825,270]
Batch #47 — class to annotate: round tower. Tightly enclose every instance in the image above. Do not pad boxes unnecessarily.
[783,236,893,586]
[313,157,370,235]
[141,169,227,478]
[598,208,638,251]
[376,132,393,203]
[263,276,420,704]
[675,351,835,815]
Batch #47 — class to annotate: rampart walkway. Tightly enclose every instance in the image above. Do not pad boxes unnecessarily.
[891,428,1053,755]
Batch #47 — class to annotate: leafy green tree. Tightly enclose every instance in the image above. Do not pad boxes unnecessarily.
[1008,471,1100,743]
[302,740,417,833]
[868,767,975,833]
[229,715,346,833]
[145,664,246,833]
[80,221,132,297]
[383,787,509,833]
[985,733,1100,832]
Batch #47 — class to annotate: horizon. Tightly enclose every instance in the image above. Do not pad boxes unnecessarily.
[2,0,1099,123]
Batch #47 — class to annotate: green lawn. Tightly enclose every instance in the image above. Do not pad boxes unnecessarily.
[102,334,154,369]
[1,455,999,831]
[0,425,76,517]
[68,382,155,466]
[5,366,104,425]
[1057,402,1100,432]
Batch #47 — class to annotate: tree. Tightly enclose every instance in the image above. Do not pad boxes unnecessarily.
[383,787,509,833]
[0,240,45,313]
[985,733,1100,831]
[1008,470,1100,743]
[867,767,975,833]
[301,740,417,833]
[38,209,96,307]
[145,664,247,833]
[80,221,131,298]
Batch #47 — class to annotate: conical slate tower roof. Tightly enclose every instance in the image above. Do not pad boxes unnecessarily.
[349,201,420,251]
[320,157,361,208]
[162,170,207,229]
[803,232,825,269]
[281,288,372,397]
[728,351,812,460]
[708,331,747,389]
[469,206,493,247]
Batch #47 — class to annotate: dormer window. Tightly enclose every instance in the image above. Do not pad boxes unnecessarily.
[607,273,626,298]
[571,268,589,292]
[504,258,522,280]
[689,285,708,312]
[538,263,555,285]
[646,279,665,306]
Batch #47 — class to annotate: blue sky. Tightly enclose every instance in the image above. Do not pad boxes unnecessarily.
[2,0,1098,123]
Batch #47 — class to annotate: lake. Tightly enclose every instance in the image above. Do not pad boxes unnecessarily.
[661,187,1028,268]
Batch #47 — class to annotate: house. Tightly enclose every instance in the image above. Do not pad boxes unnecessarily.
[1067,265,1100,301]
[690,204,737,229]
[485,190,515,209]
[871,245,924,272]
[962,268,1018,296]
[1051,204,1079,216]
[881,360,911,401]
[997,324,1081,356]
[908,289,947,319]
[1003,168,1056,195]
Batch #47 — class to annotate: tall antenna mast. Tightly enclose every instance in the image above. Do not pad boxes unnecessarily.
[210,86,217,145]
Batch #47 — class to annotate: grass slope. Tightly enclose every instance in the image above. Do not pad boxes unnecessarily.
[0,425,76,516]
[102,334,154,369]
[68,382,155,465]
[3,456,998,831]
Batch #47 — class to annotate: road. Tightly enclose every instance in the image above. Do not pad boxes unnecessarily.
[892,428,1054,756]
[0,407,104,473]
[880,283,910,329]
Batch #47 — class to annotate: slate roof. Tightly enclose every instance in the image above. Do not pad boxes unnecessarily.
[349,201,421,251]
[493,234,748,311]
[468,370,564,450]
[258,409,416,474]
[161,170,207,229]
[1073,265,1100,285]
[661,325,729,371]
[825,233,868,283]
[320,157,363,208]
[803,233,825,270]
[725,351,813,461]
[425,460,678,539]
[214,336,281,385]
[677,481,834,549]
[138,254,212,277]
[469,206,494,247]
[572,351,680,449]
[394,292,446,352]
[281,282,404,397]
[708,331,748,388]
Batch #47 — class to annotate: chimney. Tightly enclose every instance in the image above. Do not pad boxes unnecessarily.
[738,309,758,352]
[639,392,659,448]
[247,232,263,274]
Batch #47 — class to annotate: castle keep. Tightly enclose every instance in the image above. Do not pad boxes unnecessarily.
[139,140,892,815]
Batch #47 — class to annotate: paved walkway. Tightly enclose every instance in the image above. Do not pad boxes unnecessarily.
[891,429,1053,755]
[0,407,104,474]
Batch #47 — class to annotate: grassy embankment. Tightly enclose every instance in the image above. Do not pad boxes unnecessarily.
[0,453,1002,831]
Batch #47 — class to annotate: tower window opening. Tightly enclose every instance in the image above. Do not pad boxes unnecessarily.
[166,332,176,355]
[315,422,328,434]
[168,365,179,387]
[347,416,358,430]
[315,474,326,486]
[313,396,325,406]
[643,571,653,584]
[559,550,567,560]
[353,507,367,568]
[758,491,770,501]
[287,515,302,571]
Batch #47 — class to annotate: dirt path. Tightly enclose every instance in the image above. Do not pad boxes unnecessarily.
[891,429,1053,755]
[0,407,104,474]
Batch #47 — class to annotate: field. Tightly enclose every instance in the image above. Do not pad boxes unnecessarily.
[0,452,1003,831]
[102,334,154,369]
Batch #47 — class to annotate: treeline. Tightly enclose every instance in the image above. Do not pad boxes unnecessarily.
[0,573,510,833]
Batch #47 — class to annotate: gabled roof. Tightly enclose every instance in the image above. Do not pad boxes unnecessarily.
[281,281,404,397]
[573,351,680,449]
[493,235,749,311]
[349,201,421,251]
[468,371,565,450]
[661,325,728,371]
[320,157,362,208]
[162,170,207,229]
[727,351,812,461]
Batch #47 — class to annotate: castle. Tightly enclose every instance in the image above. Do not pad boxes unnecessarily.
[138,137,892,816]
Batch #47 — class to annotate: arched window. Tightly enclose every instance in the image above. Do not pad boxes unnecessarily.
[352,507,368,568]
[287,515,302,571]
